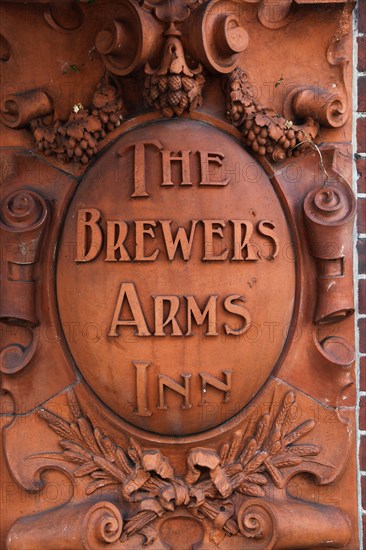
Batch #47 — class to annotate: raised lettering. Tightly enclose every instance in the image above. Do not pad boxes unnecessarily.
[203,220,229,261]
[224,295,251,335]
[185,295,219,336]
[118,140,162,198]
[154,295,183,336]
[108,282,151,336]
[231,220,257,261]
[199,370,233,405]
[133,361,152,416]
[135,220,159,261]
[199,151,229,186]
[161,150,192,186]
[160,220,199,260]
[158,373,192,409]
[105,221,131,262]
[75,208,103,262]
[257,220,280,260]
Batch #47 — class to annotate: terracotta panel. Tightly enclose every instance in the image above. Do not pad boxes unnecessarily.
[0,0,359,548]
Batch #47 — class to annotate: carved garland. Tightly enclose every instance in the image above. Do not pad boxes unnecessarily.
[225,67,319,163]
[39,390,322,545]
[1,0,351,167]
[29,66,319,166]
[31,78,124,165]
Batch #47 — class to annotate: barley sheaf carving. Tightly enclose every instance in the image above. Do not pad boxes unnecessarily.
[39,390,322,545]
[225,67,319,162]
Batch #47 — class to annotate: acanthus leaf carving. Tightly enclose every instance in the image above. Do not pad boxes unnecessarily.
[37,388,332,544]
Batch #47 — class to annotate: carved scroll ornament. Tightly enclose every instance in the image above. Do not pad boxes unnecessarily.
[7,494,351,549]
[7,501,123,550]
[236,497,351,549]
[304,182,356,324]
[1,0,350,168]
[0,0,357,547]
[1,90,53,129]
[0,189,48,374]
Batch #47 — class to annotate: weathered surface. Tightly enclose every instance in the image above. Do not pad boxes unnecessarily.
[0,0,358,548]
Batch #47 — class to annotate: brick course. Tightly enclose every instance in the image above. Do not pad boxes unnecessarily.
[357,158,366,194]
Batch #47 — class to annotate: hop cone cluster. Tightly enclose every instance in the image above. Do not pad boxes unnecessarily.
[144,72,204,118]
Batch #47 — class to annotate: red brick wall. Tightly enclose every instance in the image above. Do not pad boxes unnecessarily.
[357,0,366,547]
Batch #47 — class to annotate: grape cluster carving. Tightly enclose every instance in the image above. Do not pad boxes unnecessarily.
[31,81,124,165]
[225,68,319,163]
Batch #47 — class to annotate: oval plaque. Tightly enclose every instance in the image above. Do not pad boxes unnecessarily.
[57,119,296,435]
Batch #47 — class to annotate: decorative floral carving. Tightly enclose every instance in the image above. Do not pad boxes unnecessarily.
[39,390,322,544]
[31,78,124,165]
[225,67,319,163]
[144,26,205,118]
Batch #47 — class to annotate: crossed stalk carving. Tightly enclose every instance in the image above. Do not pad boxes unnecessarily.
[39,389,321,544]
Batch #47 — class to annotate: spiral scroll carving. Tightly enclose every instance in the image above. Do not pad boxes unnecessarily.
[0,189,49,373]
[83,502,123,548]
[304,183,356,324]
[6,500,123,549]
[0,190,47,232]
[237,502,275,548]
[0,339,37,375]
[1,90,53,129]
[304,185,355,228]
[284,87,348,129]
[44,1,84,33]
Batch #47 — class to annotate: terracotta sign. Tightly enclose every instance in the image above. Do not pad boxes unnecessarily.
[57,120,295,434]
[0,0,359,548]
